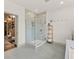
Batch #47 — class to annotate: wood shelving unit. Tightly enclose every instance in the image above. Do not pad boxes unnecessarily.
[47,23,53,43]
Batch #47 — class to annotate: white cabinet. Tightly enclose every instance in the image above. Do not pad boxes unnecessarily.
[65,40,74,59]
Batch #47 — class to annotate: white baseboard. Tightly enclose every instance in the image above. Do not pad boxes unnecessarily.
[53,40,65,45]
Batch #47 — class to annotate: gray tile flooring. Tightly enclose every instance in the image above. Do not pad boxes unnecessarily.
[5,42,65,59]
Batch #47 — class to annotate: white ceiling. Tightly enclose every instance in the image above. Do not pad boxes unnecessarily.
[10,0,73,13]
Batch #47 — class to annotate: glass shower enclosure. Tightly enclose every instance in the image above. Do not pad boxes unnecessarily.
[25,11,47,48]
[32,12,47,47]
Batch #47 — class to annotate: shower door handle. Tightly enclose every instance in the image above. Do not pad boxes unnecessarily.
[40,29,42,32]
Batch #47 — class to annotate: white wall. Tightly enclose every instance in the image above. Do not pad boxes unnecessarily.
[5,0,25,47]
[47,6,74,44]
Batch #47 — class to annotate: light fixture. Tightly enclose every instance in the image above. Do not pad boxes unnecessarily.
[12,15,15,18]
[9,15,15,18]
[60,1,64,5]
[45,0,50,2]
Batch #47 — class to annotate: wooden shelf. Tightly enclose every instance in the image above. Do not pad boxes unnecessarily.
[47,23,53,43]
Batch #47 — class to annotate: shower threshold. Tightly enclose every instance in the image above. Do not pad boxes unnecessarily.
[32,40,46,48]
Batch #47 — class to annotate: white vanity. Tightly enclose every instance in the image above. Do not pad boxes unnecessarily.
[65,40,74,59]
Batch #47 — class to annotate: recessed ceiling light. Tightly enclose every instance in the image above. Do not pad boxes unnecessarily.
[60,1,64,5]
[45,0,50,2]
[9,15,15,18]
[12,15,16,18]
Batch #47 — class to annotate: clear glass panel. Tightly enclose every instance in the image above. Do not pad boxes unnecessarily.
[32,13,46,47]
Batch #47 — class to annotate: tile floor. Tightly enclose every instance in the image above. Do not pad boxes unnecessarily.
[5,42,65,59]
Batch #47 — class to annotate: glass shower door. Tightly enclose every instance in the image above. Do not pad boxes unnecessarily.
[32,13,46,47]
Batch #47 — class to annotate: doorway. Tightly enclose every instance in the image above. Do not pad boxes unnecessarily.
[4,13,17,51]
